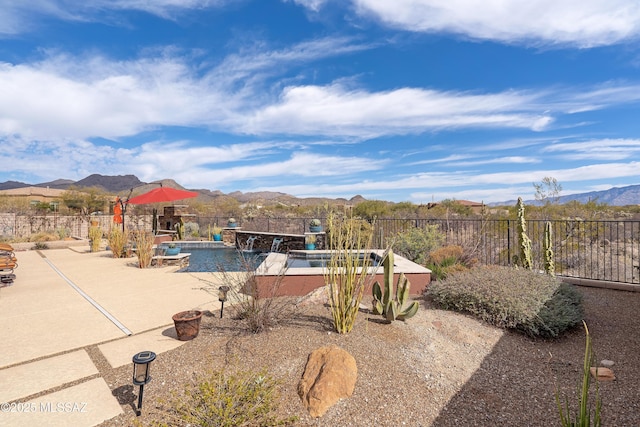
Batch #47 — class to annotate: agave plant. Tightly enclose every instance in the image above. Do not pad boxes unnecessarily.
[372,249,419,321]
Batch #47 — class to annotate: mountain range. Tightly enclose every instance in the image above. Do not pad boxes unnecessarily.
[1,174,639,206]
[0,174,365,207]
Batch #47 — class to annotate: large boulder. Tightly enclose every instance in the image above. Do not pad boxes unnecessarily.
[297,345,357,418]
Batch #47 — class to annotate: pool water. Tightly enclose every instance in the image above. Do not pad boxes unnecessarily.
[285,252,381,269]
[178,248,263,272]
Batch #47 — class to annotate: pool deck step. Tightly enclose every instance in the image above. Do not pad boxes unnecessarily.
[151,253,190,267]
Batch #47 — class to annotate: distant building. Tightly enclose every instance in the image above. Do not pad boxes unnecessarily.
[0,186,67,211]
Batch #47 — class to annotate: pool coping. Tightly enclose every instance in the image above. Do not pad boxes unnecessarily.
[257,249,431,276]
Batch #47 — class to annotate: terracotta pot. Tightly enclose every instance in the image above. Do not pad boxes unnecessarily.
[172,310,203,341]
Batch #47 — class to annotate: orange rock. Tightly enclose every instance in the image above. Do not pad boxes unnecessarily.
[298,345,357,417]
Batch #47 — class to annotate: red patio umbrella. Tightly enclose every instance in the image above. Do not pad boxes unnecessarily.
[124,186,199,233]
[127,187,199,205]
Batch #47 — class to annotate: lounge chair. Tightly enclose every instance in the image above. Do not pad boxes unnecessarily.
[0,243,17,285]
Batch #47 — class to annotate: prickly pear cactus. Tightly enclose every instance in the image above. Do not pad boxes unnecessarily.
[544,220,555,276]
[372,249,420,321]
[516,197,532,270]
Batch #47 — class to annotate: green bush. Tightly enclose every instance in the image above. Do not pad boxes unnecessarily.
[152,368,297,427]
[426,266,583,337]
[389,224,445,265]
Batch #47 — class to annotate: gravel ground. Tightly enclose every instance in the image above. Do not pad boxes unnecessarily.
[96,285,640,427]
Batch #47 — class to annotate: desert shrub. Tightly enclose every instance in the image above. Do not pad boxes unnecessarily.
[327,216,373,250]
[29,232,57,242]
[88,226,103,252]
[426,266,583,337]
[426,245,469,280]
[32,242,49,250]
[107,227,128,258]
[55,227,71,239]
[200,252,298,333]
[184,221,199,238]
[325,213,376,333]
[389,224,445,265]
[152,367,297,427]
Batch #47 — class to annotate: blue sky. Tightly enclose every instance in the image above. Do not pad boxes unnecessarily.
[2,0,640,203]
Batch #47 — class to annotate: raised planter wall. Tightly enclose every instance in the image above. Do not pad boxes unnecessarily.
[234,230,325,252]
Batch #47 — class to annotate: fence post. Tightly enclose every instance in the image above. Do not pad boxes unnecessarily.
[507,219,511,266]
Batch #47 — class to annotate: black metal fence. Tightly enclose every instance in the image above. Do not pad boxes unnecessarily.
[4,213,639,284]
[193,217,640,285]
[370,218,640,285]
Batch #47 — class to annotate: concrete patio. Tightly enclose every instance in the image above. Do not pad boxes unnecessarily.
[0,245,224,426]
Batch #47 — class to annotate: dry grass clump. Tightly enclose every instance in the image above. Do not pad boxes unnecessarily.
[88,226,103,252]
[29,232,58,242]
[426,266,583,337]
[132,231,154,268]
[107,227,128,258]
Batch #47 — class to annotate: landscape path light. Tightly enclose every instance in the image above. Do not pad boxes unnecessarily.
[132,350,156,416]
[218,285,230,318]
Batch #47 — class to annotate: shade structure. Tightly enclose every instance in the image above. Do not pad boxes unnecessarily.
[127,187,199,205]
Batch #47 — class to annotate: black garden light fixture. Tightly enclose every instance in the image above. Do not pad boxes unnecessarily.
[132,350,156,416]
[218,285,230,318]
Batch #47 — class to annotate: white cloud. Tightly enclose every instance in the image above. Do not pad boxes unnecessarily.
[256,160,640,202]
[0,55,227,139]
[0,1,82,35]
[284,0,328,13]
[0,0,232,35]
[446,156,540,167]
[3,41,640,145]
[543,138,640,160]
[242,84,555,137]
[352,0,640,47]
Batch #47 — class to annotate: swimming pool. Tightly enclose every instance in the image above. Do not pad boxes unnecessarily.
[179,248,264,272]
[157,242,263,272]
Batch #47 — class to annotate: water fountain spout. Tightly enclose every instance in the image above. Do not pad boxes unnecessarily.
[245,236,257,252]
[271,237,283,252]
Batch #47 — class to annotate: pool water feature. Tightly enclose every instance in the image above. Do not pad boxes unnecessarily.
[270,237,283,252]
[244,236,257,251]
